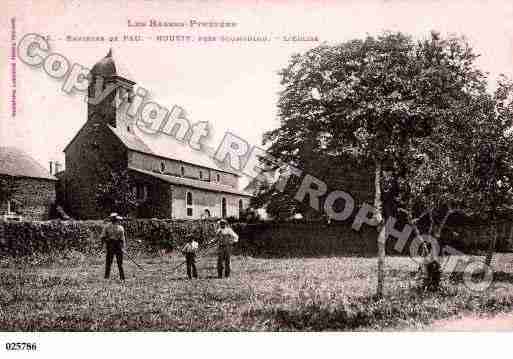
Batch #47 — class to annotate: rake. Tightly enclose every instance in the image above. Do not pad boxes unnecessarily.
[169,241,218,272]
[122,248,145,271]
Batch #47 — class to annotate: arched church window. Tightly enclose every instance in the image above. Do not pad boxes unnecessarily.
[221,197,227,218]
[186,191,193,217]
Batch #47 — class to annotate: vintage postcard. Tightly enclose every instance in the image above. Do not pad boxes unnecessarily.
[1,0,513,356]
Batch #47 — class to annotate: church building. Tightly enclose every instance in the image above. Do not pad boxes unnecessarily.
[58,50,251,220]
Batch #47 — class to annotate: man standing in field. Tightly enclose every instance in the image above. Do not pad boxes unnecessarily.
[210,219,238,278]
[100,213,126,281]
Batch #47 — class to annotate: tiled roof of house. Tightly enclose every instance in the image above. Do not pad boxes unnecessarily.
[129,167,252,197]
[0,147,57,181]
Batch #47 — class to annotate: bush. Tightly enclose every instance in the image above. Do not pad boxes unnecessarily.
[0,218,219,258]
[1,217,509,260]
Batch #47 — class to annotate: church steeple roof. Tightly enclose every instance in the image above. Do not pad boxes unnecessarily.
[90,49,133,80]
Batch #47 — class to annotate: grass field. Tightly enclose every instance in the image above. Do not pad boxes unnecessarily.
[2,250,513,331]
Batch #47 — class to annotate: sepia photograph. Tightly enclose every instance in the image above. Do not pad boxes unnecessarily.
[1,0,513,356]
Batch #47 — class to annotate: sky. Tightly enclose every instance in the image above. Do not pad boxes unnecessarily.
[1,0,513,185]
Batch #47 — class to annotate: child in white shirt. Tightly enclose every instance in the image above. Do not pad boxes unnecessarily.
[181,235,199,279]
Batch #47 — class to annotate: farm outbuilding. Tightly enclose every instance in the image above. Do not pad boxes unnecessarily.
[0,146,57,221]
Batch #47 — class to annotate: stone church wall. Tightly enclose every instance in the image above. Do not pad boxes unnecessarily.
[63,122,128,219]
[128,151,238,188]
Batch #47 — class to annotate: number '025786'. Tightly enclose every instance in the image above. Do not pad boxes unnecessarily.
[5,342,37,350]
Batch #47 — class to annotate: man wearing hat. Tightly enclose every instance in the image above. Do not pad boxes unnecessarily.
[211,219,238,278]
[100,213,126,280]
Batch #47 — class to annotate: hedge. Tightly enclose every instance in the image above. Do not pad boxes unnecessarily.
[1,218,511,259]
[0,219,219,257]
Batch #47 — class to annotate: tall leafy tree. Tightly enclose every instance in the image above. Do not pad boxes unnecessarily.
[482,76,513,265]
[262,31,505,297]
[395,75,513,275]
[96,169,139,217]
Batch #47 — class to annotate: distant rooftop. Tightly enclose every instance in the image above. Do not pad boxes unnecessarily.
[0,147,57,181]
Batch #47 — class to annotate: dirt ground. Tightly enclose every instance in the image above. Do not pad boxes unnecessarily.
[427,312,513,331]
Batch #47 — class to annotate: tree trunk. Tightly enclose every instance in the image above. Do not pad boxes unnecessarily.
[0,219,5,247]
[485,219,497,267]
[374,160,385,298]
[433,209,452,259]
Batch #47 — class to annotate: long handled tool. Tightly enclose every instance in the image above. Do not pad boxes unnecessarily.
[122,248,145,271]
[170,259,187,272]
[170,240,217,272]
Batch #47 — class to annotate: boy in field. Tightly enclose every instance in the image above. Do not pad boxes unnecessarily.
[181,234,199,279]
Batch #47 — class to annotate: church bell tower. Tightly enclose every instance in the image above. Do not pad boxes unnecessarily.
[87,49,136,133]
